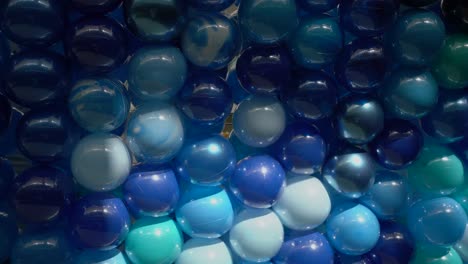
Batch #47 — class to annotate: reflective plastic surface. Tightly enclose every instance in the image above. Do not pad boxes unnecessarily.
[70,193,130,249]
[71,133,131,192]
[75,249,128,264]
[274,232,334,264]
[373,222,414,264]
[229,155,286,208]
[432,34,468,90]
[71,0,122,14]
[176,238,232,264]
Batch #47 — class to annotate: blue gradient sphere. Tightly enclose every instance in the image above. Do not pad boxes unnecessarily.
[274,232,334,264]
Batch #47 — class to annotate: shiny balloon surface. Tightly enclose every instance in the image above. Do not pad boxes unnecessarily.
[176,238,233,264]
[274,232,334,264]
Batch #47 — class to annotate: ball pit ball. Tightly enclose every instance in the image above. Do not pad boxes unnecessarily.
[274,232,334,264]
[75,249,128,264]
[176,238,233,264]
[373,222,415,264]
[0,201,17,263]
[432,34,468,90]
[71,0,123,14]
[0,157,14,195]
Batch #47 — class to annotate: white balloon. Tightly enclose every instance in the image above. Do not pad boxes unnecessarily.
[176,238,232,264]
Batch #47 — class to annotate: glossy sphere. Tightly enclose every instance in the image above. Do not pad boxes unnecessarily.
[123,165,179,218]
[177,74,232,126]
[389,10,445,66]
[230,155,286,208]
[11,228,72,264]
[335,97,384,145]
[336,39,390,94]
[182,14,240,70]
[71,0,122,14]
[340,0,398,37]
[68,16,127,73]
[70,194,130,249]
[236,46,292,95]
[401,0,437,7]
[176,185,233,238]
[297,0,338,13]
[0,202,17,263]
[129,46,187,102]
[125,0,183,42]
[273,176,331,231]
[69,78,130,133]
[125,217,183,264]
[13,166,70,225]
[239,0,298,44]
[186,0,234,10]
[233,95,286,147]
[408,197,467,247]
[75,249,128,264]
[370,119,423,170]
[1,0,65,47]
[17,108,79,163]
[442,0,468,31]
[373,222,414,264]
[411,247,463,264]
[126,102,184,163]
[432,34,468,90]
[71,133,131,192]
[289,16,343,69]
[455,224,468,262]
[0,158,14,196]
[360,170,409,220]
[175,135,236,185]
[0,95,11,134]
[5,51,68,108]
[326,203,380,255]
[323,153,376,199]
[273,122,326,175]
[229,209,284,262]
[176,238,232,264]
[283,71,337,121]
[274,232,334,264]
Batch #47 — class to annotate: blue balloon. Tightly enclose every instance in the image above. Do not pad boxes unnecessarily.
[123,164,179,218]
[372,222,414,264]
[174,135,236,185]
[68,78,130,133]
[176,185,234,238]
[71,0,122,14]
[75,249,128,264]
[0,32,10,79]
[229,132,267,160]
[68,16,127,73]
[186,0,234,11]
[273,232,334,264]
[0,201,17,263]
[128,46,187,102]
[334,252,381,264]
[0,157,14,196]
[272,122,326,175]
[0,107,23,156]
[17,107,81,163]
[0,94,11,134]
[407,197,467,247]
[4,51,69,108]
[229,155,286,208]
[69,193,130,249]
[326,203,380,255]
[1,0,65,47]
[296,0,338,13]
[125,102,184,163]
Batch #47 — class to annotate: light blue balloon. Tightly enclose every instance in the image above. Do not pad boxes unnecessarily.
[126,102,184,163]
[176,238,232,264]
[74,249,128,264]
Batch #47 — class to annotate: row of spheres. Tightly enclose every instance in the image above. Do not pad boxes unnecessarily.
[0,0,467,263]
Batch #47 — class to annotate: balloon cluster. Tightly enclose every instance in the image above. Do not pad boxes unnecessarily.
[0,0,467,263]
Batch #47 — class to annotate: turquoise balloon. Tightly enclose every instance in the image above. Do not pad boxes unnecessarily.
[455,224,468,262]
[411,246,463,264]
[125,217,183,264]
[176,238,232,264]
[75,249,128,264]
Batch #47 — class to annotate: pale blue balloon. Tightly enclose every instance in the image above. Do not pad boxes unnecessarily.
[74,249,128,264]
[176,238,232,264]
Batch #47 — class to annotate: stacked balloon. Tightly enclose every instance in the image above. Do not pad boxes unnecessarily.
[0,0,467,263]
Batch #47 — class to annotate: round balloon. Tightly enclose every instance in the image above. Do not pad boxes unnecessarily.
[0,201,17,263]
[71,0,122,14]
[373,222,415,264]
[176,238,232,264]
[297,0,338,13]
[455,224,468,262]
[75,249,128,264]
[432,34,468,90]
[0,157,14,196]
[186,0,234,10]
[410,247,463,264]
[274,232,334,264]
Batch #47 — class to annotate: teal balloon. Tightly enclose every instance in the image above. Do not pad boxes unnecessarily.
[455,224,468,262]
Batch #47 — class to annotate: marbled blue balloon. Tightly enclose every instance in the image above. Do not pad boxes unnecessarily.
[128,46,187,102]
[71,0,122,14]
[274,232,334,264]
[181,14,241,70]
[297,0,338,13]
[233,95,286,148]
[1,0,65,47]
[326,202,380,256]
[0,201,17,263]
[373,222,414,264]
[126,102,184,163]
[382,69,439,120]
[388,9,446,66]
[239,0,298,44]
[75,249,128,264]
[174,135,236,185]
[5,51,69,108]
[68,78,130,133]
[336,38,390,94]
[408,197,467,247]
[186,0,234,11]
[340,0,399,37]
[176,73,233,127]
[288,16,343,69]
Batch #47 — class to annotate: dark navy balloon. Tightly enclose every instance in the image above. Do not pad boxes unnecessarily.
[272,122,326,175]
[68,16,127,73]
[421,91,468,143]
[373,222,414,264]
[71,0,122,14]
[70,193,130,249]
[0,94,11,134]
[401,0,437,7]
[13,166,71,225]
[274,232,334,264]
[336,38,390,94]
[297,0,338,13]
[334,252,381,264]
[230,155,286,208]
[123,164,179,218]
[236,46,292,95]
[174,135,236,185]
[340,0,399,37]
[5,51,69,108]
[0,201,16,263]
[283,71,337,122]
[177,73,233,126]
[0,157,14,196]
[0,32,10,78]
[186,0,235,11]
[369,119,423,170]
[16,108,80,163]
[441,0,468,31]
[0,107,23,156]
[0,0,65,47]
